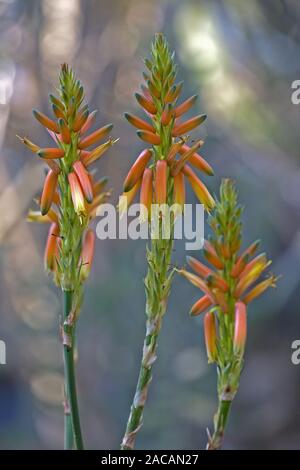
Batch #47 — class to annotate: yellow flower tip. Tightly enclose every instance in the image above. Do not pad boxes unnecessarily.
[17,135,40,153]
[118,178,142,216]
[73,161,93,203]
[68,172,86,215]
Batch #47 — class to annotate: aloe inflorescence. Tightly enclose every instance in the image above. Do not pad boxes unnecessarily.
[19,64,117,449]
[120,33,214,450]
[179,179,278,450]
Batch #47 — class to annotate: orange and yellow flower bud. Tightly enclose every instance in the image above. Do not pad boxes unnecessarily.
[44,222,59,271]
[161,104,173,126]
[233,301,247,355]
[155,160,167,204]
[80,229,95,281]
[73,161,93,203]
[124,113,155,132]
[243,276,277,304]
[231,253,250,278]
[52,104,65,120]
[203,240,224,270]
[140,168,153,222]
[204,311,218,362]
[40,169,59,215]
[80,110,97,135]
[136,130,161,145]
[123,149,153,192]
[38,148,65,159]
[178,269,214,300]
[235,254,271,297]
[165,81,183,103]
[73,108,89,132]
[174,95,198,118]
[186,255,212,278]
[173,171,185,213]
[190,295,212,316]
[166,139,186,164]
[206,274,229,293]
[78,123,113,149]
[172,114,207,137]
[68,172,86,215]
[58,118,71,144]
[171,141,203,176]
[81,139,118,167]
[33,109,59,133]
[135,92,157,115]
[17,135,40,153]
[178,144,214,176]
[183,164,215,211]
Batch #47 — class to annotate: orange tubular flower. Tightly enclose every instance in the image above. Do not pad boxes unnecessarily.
[178,144,214,176]
[124,113,155,132]
[123,149,153,192]
[58,118,71,144]
[78,124,113,149]
[183,164,215,211]
[233,301,247,355]
[137,130,161,145]
[187,255,212,278]
[68,172,86,215]
[40,168,60,215]
[171,141,203,176]
[155,160,167,204]
[73,108,89,132]
[33,109,59,133]
[172,114,207,137]
[80,229,95,281]
[80,109,97,134]
[135,92,157,114]
[190,295,212,316]
[38,148,65,159]
[161,104,173,126]
[44,222,59,271]
[204,311,217,363]
[140,168,153,222]
[73,161,93,203]
[174,94,198,118]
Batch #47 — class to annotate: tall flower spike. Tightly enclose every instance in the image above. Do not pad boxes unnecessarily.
[20,64,117,450]
[120,33,215,451]
[179,179,278,450]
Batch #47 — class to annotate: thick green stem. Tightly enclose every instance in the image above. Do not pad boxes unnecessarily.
[121,236,173,450]
[63,290,84,450]
[207,398,232,450]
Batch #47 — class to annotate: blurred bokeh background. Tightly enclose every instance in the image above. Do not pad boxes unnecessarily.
[0,0,299,450]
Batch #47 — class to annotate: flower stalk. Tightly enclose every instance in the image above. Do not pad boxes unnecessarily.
[179,179,278,450]
[20,64,116,449]
[120,33,214,449]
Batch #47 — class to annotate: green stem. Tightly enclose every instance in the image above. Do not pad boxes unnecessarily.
[207,398,232,450]
[63,290,84,450]
[121,236,173,450]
